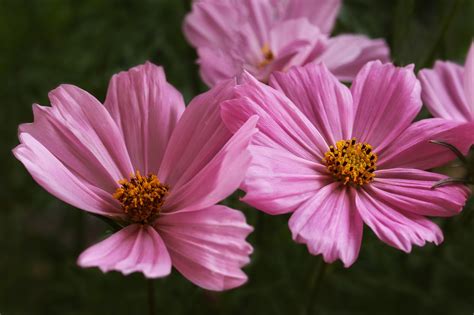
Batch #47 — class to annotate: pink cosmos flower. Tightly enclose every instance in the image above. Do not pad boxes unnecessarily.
[184,0,390,86]
[13,62,258,291]
[220,61,473,267]
[419,42,474,122]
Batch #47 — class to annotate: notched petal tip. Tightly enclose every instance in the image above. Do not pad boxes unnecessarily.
[78,224,172,279]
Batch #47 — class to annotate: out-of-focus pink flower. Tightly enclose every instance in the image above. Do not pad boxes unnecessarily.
[184,0,390,86]
[14,62,258,291]
[221,61,473,267]
[419,42,474,123]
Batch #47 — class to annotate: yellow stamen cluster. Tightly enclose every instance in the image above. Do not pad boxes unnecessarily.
[323,138,377,186]
[258,43,275,69]
[113,171,169,224]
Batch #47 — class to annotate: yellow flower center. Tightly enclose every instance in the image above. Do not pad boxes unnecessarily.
[258,43,274,69]
[113,171,169,224]
[323,138,377,186]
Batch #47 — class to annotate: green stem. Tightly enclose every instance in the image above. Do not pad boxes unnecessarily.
[305,259,329,315]
[89,213,123,232]
[148,278,156,315]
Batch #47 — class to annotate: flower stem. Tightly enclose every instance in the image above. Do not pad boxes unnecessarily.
[147,278,156,315]
[305,259,328,315]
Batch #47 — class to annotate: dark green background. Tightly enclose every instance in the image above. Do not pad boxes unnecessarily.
[1,0,473,314]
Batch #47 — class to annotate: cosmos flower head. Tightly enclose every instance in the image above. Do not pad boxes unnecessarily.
[13,62,258,291]
[184,0,390,86]
[419,41,474,123]
[220,61,473,266]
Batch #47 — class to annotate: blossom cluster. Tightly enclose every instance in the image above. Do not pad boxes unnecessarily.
[13,0,474,291]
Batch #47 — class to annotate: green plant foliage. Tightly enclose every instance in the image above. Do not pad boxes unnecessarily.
[0,0,473,314]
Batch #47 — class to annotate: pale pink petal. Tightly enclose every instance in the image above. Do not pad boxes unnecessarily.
[370,168,469,217]
[240,0,274,44]
[221,72,329,160]
[281,0,341,35]
[197,47,242,87]
[464,42,474,111]
[78,224,172,278]
[104,62,185,175]
[317,34,390,82]
[18,85,134,192]
[156,205,252,291]
[184,1,240,49]
[242,145,331,215]
[269,62,354,145]
[269,18,327,68]
[355,189,443,253]
[13,133,122,216]
[419,61,470,121]
[289,183,363,267]
[159,80,258,213]
[378,118,474,170]
[351,61,422,152]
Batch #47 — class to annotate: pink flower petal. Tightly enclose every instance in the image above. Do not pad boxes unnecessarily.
[464,42,474,110]
[355,188,443,253]
[241,0,274,44]
[378,118,474,170]
[14,133,122,216]
[159,80,258,213]
[78,224,172,278]
[221,72,329,160]
[197,47,242,86]
[184,1,240,49]
[104,62,185,175]
[351,61,422,152]
[269,62,354,145]
[317,34,390,82]
[269,18,327,68]
[156,205,252,291]
[18,85,134,191]
[289,183,363,267]
[280,0,341,35]
[242,145,331,215]
[370,168,469,217]
[419,61,471,121]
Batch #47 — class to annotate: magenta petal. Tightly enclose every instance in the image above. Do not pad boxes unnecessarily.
[317,34,390,82]
[221,72,329,160]
[78,224,172,278]
[156,205,253,291]
[270,62,354,145]
[351,61,421,152]
[289,183,363,267]
[14,133,122,216]
[242,145,331,215]
[104,62,185,175]
[18,85,134,192]
[370,168,469,217]
[464,42,474,110]
[355,189,443,253]
[378,118,474,170]
[419,61,471,121]
[159,80,258,213]
[281,0,341,35]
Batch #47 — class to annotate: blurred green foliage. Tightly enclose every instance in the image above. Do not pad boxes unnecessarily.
[0,0,473,314]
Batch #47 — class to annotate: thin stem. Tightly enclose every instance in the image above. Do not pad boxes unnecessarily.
[147,278,156,315]
[429,140,468,164]
[89,213,123,232]
[305,259,329,315]
[431,177,471,189]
